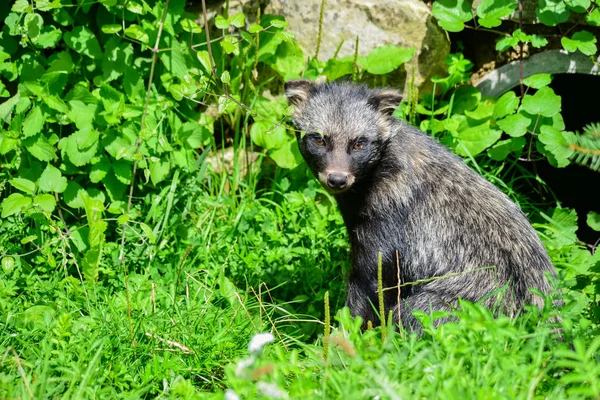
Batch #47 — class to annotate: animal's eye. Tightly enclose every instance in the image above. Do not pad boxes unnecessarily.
[352,140,364,151]
[314,136,326,147]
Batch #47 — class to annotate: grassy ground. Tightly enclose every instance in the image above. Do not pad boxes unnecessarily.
[1,154,600,399]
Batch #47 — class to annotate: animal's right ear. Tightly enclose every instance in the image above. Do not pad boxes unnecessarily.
[284,79,315,109]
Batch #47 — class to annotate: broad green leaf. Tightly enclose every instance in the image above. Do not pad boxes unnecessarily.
[43,95,69,113]
[322,56,354,81]
[63,181,86,208]
[248,24,263,33]
[477,0,518,28]
[9,178,36,195]
[229,13,245,28]
[530,34,548,48]
[0,94,19,123]
[564,0,590,12]
[493,91,519,120]
[90,155,111,183]
[456,122,502,156]
[497,112,531,137]
[12,0,30,12]
[251,121,289,150]
[538,125,575,167]
[22,106,44,138]
[464,99,495,121]
[586,8,600,25]
[561,30,597,55]
[270,40,305,80]
[496,35,519,51]
[452,85,481,114]
[68,100,97,130]
[487,137,526,160]
[269,19,289,28]
[220,36,239,55]
[215,15,229,29]
[181,19,202,33]
[39,164,68,193]
[361,45,414,75]
[159,45,187,78]
[124,25,149,43]
[25,134,56,161]
[1,193,32,218]
[34,193,56,212]
[62,133,98,166]
[112,160,133,184]
[269,140,303,169]
[36,26,62,48]
[47,51,74,74]
[126,1,144,14]
[536,0,570,26]
[432,0,473,32]
[197,51,212,71]
[521,86,561,117]
[183,122,212,148]
[64,26,103,59]
[24,13,44,41]
[101,24,122,34]
[587,211,600,232]
[150,160,170,185]
[523,73,553,88]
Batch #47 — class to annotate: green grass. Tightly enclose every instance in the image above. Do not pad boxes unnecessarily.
[1,153,600,399]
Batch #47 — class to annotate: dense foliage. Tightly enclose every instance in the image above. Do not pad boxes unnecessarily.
[0,0,599,398]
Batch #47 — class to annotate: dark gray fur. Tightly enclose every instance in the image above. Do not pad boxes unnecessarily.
[285,80,558,332]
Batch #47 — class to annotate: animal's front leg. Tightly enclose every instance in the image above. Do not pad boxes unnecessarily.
[345,273,380,330]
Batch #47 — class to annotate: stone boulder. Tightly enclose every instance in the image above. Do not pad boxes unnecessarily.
[222,0,450,94]
[264,0,450,93]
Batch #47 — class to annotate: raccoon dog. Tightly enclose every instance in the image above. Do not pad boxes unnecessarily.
[284,80,559,332]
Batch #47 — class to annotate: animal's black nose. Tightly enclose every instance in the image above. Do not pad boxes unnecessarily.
[327,173,348,190]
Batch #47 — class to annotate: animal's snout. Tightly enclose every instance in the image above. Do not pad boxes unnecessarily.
[327,173,349,191]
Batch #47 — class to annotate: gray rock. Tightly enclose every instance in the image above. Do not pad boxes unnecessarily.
[475,49,600,97]
[261,0,450,93]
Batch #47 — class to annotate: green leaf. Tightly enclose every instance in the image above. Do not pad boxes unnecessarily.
[9,178,36,195]
[112,160,133,184]
[12,0,30,12]
[456,122,503,156]
[564,0,590,12]
[530,34,548,48]
[497,112,532,137]
[39,164,68,193]
[251,121,289,150]
[521,86,561,117]
[270,40,305,80]
[64,26,103,59]
[464,99,495,120]
[587,211,600,232]
[35,26,62,48]
[24,13,44,41]
[477,0,518,28]
[196,50,212,71]
[101,24,122,34]
[493,91,519,120]
[124,25,149,43]
[538,125,575,167]
[180,19,202,33]
[139,222,156,244]
[487,137,526,160]
[220,36,239,55]
[269,140,303,169]
[34,193,56,212]
[1,193,32,218]
[126,0,144,14]
[523,73,553,88]
[248,23,263,33]
[90,156,111,183]
[25,134,56,161]
[229,13,245,28]
[43,95,69,114]
[215,15,229,29]
[536,0,570,26]
[183,122,212,148]
[0,94,19,123]
[361,45,414,75]
[150,160,170,185]
[22,106,44,138]
[496,35,520,51]
[432,0,473,32]
[586,8,600,26]
[561,30,597,56]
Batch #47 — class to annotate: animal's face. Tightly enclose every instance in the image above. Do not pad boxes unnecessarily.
[285,80,402,194]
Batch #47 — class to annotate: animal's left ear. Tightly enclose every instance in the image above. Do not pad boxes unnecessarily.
[368,89,403,116]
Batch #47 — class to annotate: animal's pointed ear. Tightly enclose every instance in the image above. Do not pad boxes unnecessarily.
[368,89,403,116]
[284,79,316,108]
